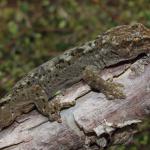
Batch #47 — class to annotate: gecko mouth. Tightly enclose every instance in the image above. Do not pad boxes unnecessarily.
[106,52,147,69]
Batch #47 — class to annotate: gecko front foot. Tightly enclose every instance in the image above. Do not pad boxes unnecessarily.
[48,99,62,123]
[48,113,62,123]
[33,85,77,123]
[83,65,126,100]
[48,96,76,123]
[32,85,62,123]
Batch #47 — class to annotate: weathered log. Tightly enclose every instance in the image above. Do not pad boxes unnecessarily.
[0,53,149,150]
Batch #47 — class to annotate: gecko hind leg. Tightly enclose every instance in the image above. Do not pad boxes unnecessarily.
[82,65,126,100]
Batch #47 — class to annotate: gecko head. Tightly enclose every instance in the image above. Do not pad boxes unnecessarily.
[96,23,150,60]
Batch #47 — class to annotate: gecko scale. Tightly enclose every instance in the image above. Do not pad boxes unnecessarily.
[0,23,150,130]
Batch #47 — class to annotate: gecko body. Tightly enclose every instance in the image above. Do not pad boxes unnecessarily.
[0,23,150,129]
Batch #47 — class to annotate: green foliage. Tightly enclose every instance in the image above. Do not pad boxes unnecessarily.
[0,0,149,148]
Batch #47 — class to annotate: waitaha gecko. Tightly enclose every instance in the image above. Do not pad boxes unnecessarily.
[0,23,150,130]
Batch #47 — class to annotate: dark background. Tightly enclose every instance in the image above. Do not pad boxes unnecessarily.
[0,0,149,149]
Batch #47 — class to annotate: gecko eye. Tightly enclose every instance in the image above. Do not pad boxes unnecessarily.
[131,24,139,29]
[131,23,143,30]
[36,93,39,96]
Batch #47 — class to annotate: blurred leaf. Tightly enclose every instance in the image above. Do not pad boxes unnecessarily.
[59,20,67,28]
[42,0,50,6]
[34,33,42,39]
[0,0,8,7]
[8,21,18,35]
[15,11,24,22]
[19,2,29,13]
[56,42,71,51]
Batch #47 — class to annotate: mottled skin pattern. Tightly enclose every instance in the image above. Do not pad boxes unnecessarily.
[0,23,150,129]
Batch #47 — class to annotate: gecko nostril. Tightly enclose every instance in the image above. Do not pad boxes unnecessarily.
[41,98,45,102]
[27,81,31,85]
[22,93,25,96]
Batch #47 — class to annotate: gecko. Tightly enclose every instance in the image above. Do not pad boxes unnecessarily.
[0,23,150,130]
